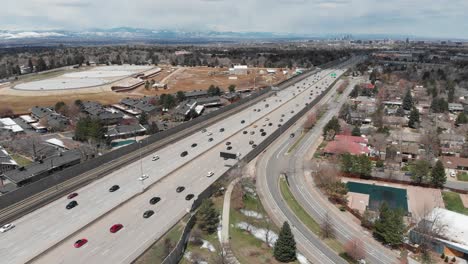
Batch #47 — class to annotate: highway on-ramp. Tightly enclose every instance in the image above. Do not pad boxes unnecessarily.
[0,62,350,264]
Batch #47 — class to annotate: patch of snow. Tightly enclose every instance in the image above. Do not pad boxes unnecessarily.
[200,239,216,252]
[297,253,311,264]
[240,209,263,219]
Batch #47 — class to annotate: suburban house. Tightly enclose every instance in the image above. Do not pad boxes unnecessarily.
[105,124,147,140]
[0,146,18,174]
[323,135,370,156]
[410,208,468,259]
[30,106,69,131]
[440,156,468,178]
[174,100,198,121]
[1,150,81,187]
[448,103,464,113]
[0,118,24,134]
[81,101,124,125]
[439,133,465,155]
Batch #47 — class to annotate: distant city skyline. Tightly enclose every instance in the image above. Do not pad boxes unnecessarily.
[1,0,468,39]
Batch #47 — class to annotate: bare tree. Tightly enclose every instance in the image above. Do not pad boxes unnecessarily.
[369,133,388,159]
[211,242,229,264]
[344,238,366,261]
[303,112,317,131]
[420,129,440,161]
[320,211,335,239]
[264,218,273,247]
[312,160,341,188]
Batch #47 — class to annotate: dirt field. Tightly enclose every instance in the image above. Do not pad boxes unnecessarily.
[0,66,289,114]
[343,178,445,220]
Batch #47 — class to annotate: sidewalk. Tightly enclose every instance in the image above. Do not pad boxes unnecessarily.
[220,177,241,264]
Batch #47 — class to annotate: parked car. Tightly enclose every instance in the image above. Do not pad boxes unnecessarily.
[67,193,78,199]
[0,223,15,233]
[176,186,185,193]
[185,194,195,200]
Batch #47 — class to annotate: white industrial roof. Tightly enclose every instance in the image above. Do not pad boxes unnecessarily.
[427,208,468,250]
[0,118,24,133]
[233,65,248,69]
[19,115,37,123]
[45,138,68,149]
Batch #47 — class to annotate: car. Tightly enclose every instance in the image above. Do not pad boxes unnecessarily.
[74,239,88,248]
[226,142,231,146]
[227,146,232,150]
[278,124,282,127]
[152,155,159,161]
[257,109,261,112]
[191,143,197,148]
[109,185,120,192]
[207,171,214,177]
[243,131,248,134]
[241,120,245,124]
[138,174,149,181]
[290,133,295,138]
[185,194,195,200]
[201,128,207,133]
[261,132,267,136]
[279,119,283,122]
[67,193,78,199]
[291,110,295,114]
[208,138,214,142]
[110,224,123,233]
[260,129,264,132]
[143,210,154,218]
[149,197,161,204]
[268,123,272,126]
[252,144,257,148]
[219,128,225,132]
[0,223,15,233]
[66,200,78,210]
[281,114,285,117]
[250,131,255,135]
[265,104,269,107]
[207,132,213,136]
[180,151,188,157]
[176,186,185,193]
[249,140,254,145]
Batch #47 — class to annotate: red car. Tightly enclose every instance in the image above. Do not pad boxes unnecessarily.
[110,224,123,233]
[74,238,88,248]
[67,193,78,199]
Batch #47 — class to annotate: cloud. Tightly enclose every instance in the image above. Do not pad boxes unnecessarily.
[0,0,466,38]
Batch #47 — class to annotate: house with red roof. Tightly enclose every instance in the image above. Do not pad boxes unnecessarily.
[323,135,370,156]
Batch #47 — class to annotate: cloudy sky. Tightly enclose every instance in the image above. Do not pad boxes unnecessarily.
[2,0,467,38]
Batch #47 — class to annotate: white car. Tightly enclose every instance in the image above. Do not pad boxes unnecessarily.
[207,132,213,136]
[0,223,15,233]
[138,174,149,181]
[152,155,159,161]
[207,171,214,177]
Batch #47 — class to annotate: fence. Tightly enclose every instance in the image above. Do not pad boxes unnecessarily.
[159,57,353,264]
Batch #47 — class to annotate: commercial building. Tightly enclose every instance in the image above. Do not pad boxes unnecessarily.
[0,118,24,134]
[229,65,248,75]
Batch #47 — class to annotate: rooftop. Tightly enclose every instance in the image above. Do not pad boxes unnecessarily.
[424,208,468,252]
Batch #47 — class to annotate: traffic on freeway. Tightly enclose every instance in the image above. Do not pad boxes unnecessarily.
[0,63,349,264]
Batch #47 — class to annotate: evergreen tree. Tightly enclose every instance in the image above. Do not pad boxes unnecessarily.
[176,91,186,102]
[456,112,468,126]
[37,57,47,72]
[28,58,34,72]
[323,116,341,137]
[431,160,446,188]
[396,107,405,117]
[350,85,359,98]
[274,222,297,262]
[374,203,405,247]
[139,112,148,125]
[408,107,420,128]
[403,89,413,110]
[197,199,220,234]
[410,160,430,184]
[228,84,236,93]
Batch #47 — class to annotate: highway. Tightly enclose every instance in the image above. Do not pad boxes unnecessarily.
[0,62,349,264]
[256,76,400,264]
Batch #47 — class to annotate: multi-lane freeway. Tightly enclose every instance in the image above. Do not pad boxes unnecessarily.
[0,61,351,264]
[256,76,400,264]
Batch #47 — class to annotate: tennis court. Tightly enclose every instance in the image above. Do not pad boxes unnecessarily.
[347,181,408,212]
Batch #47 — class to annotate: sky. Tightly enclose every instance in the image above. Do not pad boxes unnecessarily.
[2,0,468,39]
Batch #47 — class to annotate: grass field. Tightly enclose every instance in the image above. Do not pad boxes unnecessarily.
[442,191,468,216]
[457,172,468,182]
[10,153,32,166]
[279,177,349,260]
[133,214,189,264]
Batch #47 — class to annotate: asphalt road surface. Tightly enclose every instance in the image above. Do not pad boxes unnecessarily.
[0,63,350,264]
[257,76,400,264]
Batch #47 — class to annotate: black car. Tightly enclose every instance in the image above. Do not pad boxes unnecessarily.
[109,185,120,192]
[143,210,154,218]
[226,142,231,146]
[149,197,161,205]
[208,138,214,142]
[185,194,195,201]
[268,123,273,126]
[249,140,254,145]
[279,119,283,122]
[252,144,257,148]
[180,151,188,157]
[241,120,245,124]
[261,132,267,136]
[176,186,185,193]
[66,200,78,210]
[290,133,295,138]
[191,143,197,148]
[281,114,285,117]
[219,128,225,132]
[243,131,248,134]
[265,104,269,108]
[227,146,232,150]
[278,124,282,127]
[291,110,294,114]
[260,129,264,132]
